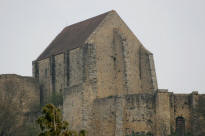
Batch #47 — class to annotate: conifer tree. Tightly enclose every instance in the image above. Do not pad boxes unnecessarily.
[37,104,86,136]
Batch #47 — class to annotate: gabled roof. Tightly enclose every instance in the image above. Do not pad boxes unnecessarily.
[37,11,112,61]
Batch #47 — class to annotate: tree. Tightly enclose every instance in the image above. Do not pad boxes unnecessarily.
[37,104,86,136]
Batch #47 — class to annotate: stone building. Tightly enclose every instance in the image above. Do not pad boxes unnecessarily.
[31,10,205,136]
[1,10,205,136]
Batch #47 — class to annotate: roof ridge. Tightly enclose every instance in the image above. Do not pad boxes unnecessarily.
[36,10,113,61]
[63,10,113,31]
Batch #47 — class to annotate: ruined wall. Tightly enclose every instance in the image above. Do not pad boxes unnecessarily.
[155,90,193,136]
[92,94,155,136]
[154,91,205,136]
[92,97,116,136]
[63,82,95,133]
[0,74,40,112]
[155,90,171,136]
[197,94,205,135]
[124,94,155,136]
[184,92,205,136]
[170,93,192,134]
[0,74,40,131]
[91,91,205,136]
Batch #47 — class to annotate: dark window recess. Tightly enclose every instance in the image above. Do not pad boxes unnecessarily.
[40,85,44,107]
[50,56,56,93]
[45,69,48,77]
[66,51,70,86]
[34,62,39,80]
[176,116,185,136]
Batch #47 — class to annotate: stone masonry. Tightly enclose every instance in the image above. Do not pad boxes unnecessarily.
[31,10,205,136]
[1,10,204,136]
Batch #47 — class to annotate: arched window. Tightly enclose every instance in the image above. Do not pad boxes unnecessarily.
[176,116,185,136]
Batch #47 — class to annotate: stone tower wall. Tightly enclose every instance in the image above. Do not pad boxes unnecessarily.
[33,10,158,104]
[140,47,158,91]
[86,11,157,98]
[155,91,205,136]
[63,44,98,133]
[155,90,171,136]
[32,11,159,136]
[170,93,192,134]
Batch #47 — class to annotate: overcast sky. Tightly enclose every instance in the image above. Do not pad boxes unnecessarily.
[0,0,205,93]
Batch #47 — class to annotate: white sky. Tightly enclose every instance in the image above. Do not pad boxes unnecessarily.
[0,0,205,93]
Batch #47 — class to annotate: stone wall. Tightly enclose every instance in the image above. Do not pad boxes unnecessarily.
[63,82,96,133]
[155,90,171,136]
[91,90,205,136]
[0,74,40,133]
[92,97,116,136]
[63,44,98,134]
[124,94,155,135]
[33,53,66,104]
[63,84,84,131]
[197,94,205,135]
[92,93,155,136]
[36,58,51,104]
[0,74,40,112]
[69,48,84,87]
[140,46,158,91]
[31,11,205,136]
[54,53,65,94]
[170,93,192,133]
[154,91,205,136]
[86,10,157,98]
[155,91,194,136]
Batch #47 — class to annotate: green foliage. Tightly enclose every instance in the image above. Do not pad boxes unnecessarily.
[37,104,86,136]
